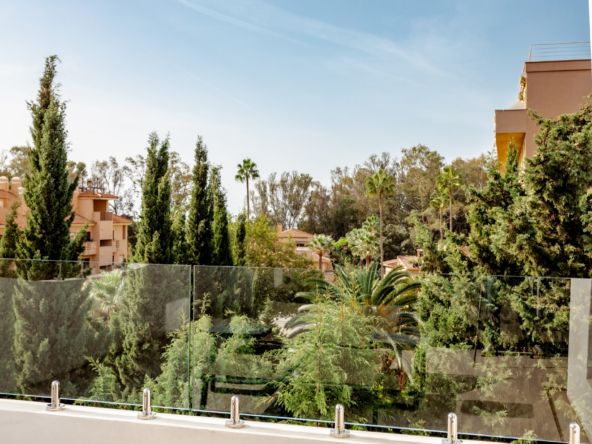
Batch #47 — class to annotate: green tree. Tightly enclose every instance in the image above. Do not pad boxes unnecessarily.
[309,234,334,271]
[235,158,259,218]
[366,168,395,273]
[210,166,233,266]
[235,213,247,266]
[468,145,526,276]
[12,56,92,392]
[297,263,419,382]
[430,190,446,240]
[151,316,216,409]
[16,55,86,269]
[0,204,18,390]
[244,215,311,268]
[171,209,189,264]
[0,204,19,262]
[277,299,379,419]
[436,166,462,232]
[346,216,379,268]
[253,171,313,229]
[187,136,212,265]
[133,133,173,264]
[519,108,592,277]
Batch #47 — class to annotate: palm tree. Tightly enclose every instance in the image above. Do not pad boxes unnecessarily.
[308,234,334,271]
[436,166,461,232]
[366,169,395,275]
[430,190,446,240]
[84,269,124,321]
[235,158,260,218]
[290,262,419,387]
[346,216,379,268]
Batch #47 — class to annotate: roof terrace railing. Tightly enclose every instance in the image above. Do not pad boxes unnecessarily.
[528,41,591,61]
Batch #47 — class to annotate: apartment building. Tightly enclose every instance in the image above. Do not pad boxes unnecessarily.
[495,43,592,171]
[0,177,131,270]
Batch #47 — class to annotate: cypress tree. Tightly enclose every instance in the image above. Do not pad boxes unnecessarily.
[0,204,18,390]
[12,56,91,392]
[187,136,212,265]
[468,146,528,276]
[0,204,20,263]
[235,213,247,266]
[113,133,180,394]
[519,107,592,277]
[210,166,233,266]
[16,55,85,271]
[133,133,173,264]
[172,209,189,264]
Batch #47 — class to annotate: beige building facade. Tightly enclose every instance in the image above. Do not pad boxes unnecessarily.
[495,57,592,170]
[0,178,131,270]
[277,228,333,272]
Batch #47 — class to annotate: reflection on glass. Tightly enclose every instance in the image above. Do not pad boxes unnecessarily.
[0,259,590,443]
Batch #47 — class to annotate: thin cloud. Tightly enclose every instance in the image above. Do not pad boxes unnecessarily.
[176,0,451,78]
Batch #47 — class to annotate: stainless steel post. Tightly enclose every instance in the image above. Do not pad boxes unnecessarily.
[225,395,245,428]
[569,423,580,444]
[330,404,350,438]
[442,413,461,444]
[46,380,65,411]
[137,387,156,420]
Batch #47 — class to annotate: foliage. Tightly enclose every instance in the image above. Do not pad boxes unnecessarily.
[0,204,19,263]
[215,315,274,383]
[468,146,527,276]
[277,298,380,419]
[152,316,216,409]
[234,213,247,266]
[111,264,191,397]
[366,168,395,271]
[210,167,233,266]
[133,133,173,264]
[16,55,85,271]
[346,216,379,267]
[187,136,212,265]
[253,171,313,229]
[298,263,419,377]
[171,209,189,264]
[308,234,334,271]
[10,56,92,392]
[436,166,461,232]
[244,215,312,268]
[235,158,259,218]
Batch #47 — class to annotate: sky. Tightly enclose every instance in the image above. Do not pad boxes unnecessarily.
[0,0,590,213]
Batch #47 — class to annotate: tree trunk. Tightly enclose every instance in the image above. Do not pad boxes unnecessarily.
[449,193,453,232]
[318,252,323,271]
[439,207,443,240]
[246,177,250,218]
[379,197,384,277]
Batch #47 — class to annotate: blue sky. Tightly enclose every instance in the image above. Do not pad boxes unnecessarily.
[0,0,589,212]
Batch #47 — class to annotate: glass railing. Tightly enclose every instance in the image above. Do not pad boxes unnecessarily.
[0,260,590,443]
[0,259,192,409]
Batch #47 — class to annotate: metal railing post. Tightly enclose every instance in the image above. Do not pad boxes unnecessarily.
[330,404,350,438]
[46,380,64,411]
[137,387,156,420]
[442,413,461,444]
[225,395,245,428]
[569,423,580,444]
